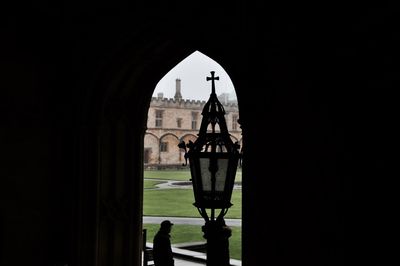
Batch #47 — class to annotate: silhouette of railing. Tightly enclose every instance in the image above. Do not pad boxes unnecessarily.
[142,229,154,266]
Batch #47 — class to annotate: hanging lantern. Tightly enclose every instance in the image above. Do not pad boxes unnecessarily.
[179,71,241,219]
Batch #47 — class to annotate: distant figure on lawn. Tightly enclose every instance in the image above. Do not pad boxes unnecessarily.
[153,220,175,266]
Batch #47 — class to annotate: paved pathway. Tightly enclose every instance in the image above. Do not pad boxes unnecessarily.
[145,179,242,190]
[143,216,241,227]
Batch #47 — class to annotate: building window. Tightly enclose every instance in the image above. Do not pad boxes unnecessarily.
[191,112,198,130]
[155,110,163,127]
[177,118,182,128]
[232,115,238,131]
[160,142,168,152]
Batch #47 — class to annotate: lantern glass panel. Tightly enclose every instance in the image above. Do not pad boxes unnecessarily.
[215,158,229,192]
[199,157,229,193]
[199,158,212,191]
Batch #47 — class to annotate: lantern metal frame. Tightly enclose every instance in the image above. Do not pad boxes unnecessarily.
[178,71,241,222]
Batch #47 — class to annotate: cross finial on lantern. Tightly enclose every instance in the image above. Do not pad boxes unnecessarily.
[206,71,219,95]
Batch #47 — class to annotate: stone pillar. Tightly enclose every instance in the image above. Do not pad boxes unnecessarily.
[93,102,143,266]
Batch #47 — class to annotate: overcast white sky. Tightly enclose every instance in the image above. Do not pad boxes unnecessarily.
[153,51,236,101]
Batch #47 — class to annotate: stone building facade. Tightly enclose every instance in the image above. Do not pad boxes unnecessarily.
[145,79,241,168]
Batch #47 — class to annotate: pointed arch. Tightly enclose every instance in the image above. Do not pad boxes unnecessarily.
[78,36,245,265]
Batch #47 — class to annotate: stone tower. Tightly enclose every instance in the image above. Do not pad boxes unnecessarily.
[174,78,182,101]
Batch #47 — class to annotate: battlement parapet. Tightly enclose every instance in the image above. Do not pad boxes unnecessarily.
[150,97,238,110]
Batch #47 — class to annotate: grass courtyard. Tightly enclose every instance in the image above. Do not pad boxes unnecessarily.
[143,169,242,260]
[143,169,242,182]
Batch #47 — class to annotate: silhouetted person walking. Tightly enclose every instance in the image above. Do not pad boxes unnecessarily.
[153,220,174,266]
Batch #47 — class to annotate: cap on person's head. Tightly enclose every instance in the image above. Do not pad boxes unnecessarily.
[160,220,174,228]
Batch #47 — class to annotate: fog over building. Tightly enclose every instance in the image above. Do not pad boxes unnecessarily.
[145,78,241,168]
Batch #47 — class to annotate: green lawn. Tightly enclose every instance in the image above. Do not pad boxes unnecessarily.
[144,189,242,219]
[144,170,192,181]
[144,180,166,189]
[144,169,242,183]
[143,223,242,260]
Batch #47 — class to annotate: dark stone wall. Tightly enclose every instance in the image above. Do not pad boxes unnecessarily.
[1,1,397,265]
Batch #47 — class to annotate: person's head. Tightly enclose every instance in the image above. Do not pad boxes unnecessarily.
[160,220,173,233]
